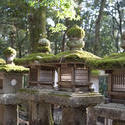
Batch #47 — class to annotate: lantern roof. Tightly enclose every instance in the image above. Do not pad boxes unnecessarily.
[91,52,125,69]
[15,50,101,67]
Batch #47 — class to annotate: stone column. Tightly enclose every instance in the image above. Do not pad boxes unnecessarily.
[87,107,97,125]
[62,106,86,125]
[29,101,53,125]
[3,105,17,125]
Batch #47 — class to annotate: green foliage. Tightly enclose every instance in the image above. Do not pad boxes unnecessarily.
[0,64,29,73]
[50,23,67,33]
[3,47,16,56]
[67,25,85,39]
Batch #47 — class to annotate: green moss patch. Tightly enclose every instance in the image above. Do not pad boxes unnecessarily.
[91,70,100,76]
[52,50,100,64]
[14,53,55,65]
[0,64,29,73]
[90,52,125,69]
[15,51,101,66]
[67,25,85,39]
[0,59,6,65]
[3,47,16,56]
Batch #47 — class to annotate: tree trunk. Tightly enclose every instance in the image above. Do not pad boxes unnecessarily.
[94,0,106,55]
[29,6,47,52]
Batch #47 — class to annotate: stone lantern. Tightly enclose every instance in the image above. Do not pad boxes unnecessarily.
[0,47,29,125]
[57,25,95,92]
[28,37,55,88]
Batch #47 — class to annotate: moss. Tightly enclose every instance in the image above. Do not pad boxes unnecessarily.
[0,59,6,65]
[19,88,38,94]
[37,46,51,53]
[14,53,55,65]
[89,52,125,69]
[52,50,100,64]
[48,92,71,97]
[0,64,29,73]
[67,25,85,39]
[15,50,100,67]
[3,47,16,56]
[91,70,100,76]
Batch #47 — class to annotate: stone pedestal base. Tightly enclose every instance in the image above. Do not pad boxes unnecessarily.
[62,106,86,125]
[87,107,97,125]
[29,101,53,125]
[0,104,17,125]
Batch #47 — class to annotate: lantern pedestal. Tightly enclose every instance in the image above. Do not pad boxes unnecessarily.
[29,101,52,125]
[62,106,86,125]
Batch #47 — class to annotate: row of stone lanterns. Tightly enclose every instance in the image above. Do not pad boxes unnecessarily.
[0,25,103,125]
[15,25,103,125]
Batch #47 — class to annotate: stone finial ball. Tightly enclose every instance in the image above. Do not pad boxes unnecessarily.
[3,47,16,57]
[122,31,125,40]
[38,38,50,46]
[37,38,51,53]
[67,25,85,39]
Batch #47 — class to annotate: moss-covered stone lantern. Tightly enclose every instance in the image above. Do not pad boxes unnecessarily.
[0,47,29,125]
[54,26,99,91]
[15,37,55,89]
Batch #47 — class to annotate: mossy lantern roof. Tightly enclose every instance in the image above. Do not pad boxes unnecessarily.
[0,59,29,73]
[90,52,125,69]
[14,50,101,67]
[0,64,29,73]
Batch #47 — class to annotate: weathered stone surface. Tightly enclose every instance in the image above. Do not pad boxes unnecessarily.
[17,88,104,107]
[29,101,52,125]
[87,107,97,125]
[0,94,20,104]
[3,105,17,125]
[94,103,125,121]
[62,106,86,125]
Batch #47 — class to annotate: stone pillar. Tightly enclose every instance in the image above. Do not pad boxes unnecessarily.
[3,105,17,125]
[87,107,97,125]
[29,101,53,125]
[62,106,86,125]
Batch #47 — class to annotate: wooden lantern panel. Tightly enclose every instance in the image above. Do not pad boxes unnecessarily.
[75,68,88,84]
[38,70,53,82]
[60,65,72,82]
[111,70,125,92]
[30,68,38,81]
[0,79,3,89]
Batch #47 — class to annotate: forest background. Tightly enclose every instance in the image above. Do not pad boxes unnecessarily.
[0,0,125,58]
